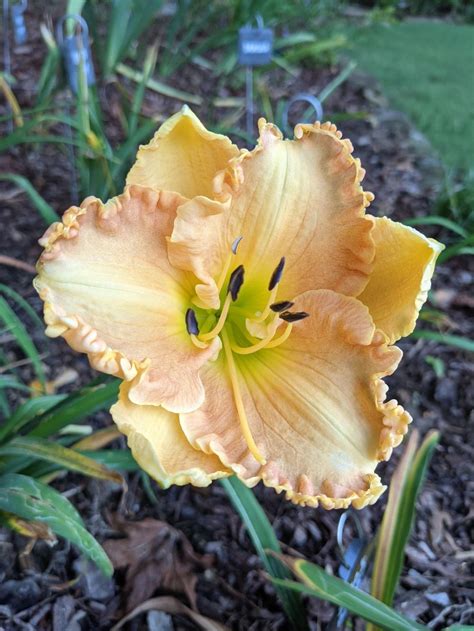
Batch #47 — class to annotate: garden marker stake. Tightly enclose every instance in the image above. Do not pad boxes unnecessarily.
[281,92,323,136]
[56,14,95,205]
[238,15,273,138]
[11,0,27,45]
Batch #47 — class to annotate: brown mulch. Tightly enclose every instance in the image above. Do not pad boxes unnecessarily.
[0,3,473,630]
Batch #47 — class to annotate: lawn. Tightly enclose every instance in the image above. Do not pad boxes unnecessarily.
[348,20,474,171]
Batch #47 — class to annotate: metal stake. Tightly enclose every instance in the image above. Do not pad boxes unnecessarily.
[245,65,254,139]
[2,0,13,132]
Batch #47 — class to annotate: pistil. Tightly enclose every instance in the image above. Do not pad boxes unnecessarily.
[216,236,243,292]
[222,329,266,465]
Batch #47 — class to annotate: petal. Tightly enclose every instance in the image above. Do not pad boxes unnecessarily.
[126,106,239,199]
[111,383,230,488]
[34,185,220,414]
[168,120,375,309]
[358,217,444,344]
[180,290,411,509]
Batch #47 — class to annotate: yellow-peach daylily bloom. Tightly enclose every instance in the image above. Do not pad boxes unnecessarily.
[34,106,443,508]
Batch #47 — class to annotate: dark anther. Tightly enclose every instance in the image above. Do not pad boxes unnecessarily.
[280,311,309,323]
[185,308,200,335]
[228,265,245,301]
[268,257,285,291]
[231,236,243,254]
[270,300,294,313]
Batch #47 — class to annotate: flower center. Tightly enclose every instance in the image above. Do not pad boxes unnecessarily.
[184,240,309,465]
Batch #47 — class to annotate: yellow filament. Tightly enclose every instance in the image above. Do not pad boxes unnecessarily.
[216,251,234,293]
[265,323,293,348]
[199,294,232,341]
[222,330,266,465]
[231,322,293,354]
[252,286,278,324]
[190,334,209,349]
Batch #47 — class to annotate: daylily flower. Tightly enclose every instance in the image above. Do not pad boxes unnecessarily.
[34,107,443,509]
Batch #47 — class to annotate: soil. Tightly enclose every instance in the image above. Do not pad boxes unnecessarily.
[0,3,473,631]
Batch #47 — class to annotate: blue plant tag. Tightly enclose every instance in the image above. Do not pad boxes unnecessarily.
[11,1,28,45]
[238,25,273,66]
[57,15,95,94]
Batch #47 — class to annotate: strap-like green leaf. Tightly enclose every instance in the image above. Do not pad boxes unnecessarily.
[370,430,440,614]
[273,555,427,631]
[0,473,113,575]
[0,297,46,388]
[0,395,65,444]
[0,436,124,484]
[410,330,474,352]
[28,378,119,438]
[221,477,308,630]
[0,174,59,224]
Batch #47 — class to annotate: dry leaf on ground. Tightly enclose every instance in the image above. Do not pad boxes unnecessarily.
[110,595,230,631]
[103,517,213,612]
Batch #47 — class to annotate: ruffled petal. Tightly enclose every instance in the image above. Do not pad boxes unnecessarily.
[111,383,230,488]
[168,120,375,309]
[180,290,411,509]
[358,217,444,344]
[126,106,239,200]
[34,185,220,413]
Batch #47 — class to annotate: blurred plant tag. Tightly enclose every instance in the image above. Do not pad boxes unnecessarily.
[57,14,95,94]
[11,0,28,45]
[238,24,273,66]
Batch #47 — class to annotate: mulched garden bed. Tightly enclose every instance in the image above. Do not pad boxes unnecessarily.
[0,3,473,630]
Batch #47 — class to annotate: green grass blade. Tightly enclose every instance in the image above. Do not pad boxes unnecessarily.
[116,63,203,105]
[0,395,65,444]
[0,174,59,224]
[403,216,468,238]
[27,378,119,438]
[110,119,156,187]
[318,60,357,103]
[0,376,31,393]
[103,0,162,76]
[0,297,46,388]
[128,45,158,137]
[221,476,308,630]
[79,448,139,472]
[0,284,44,330]
[271,563,426,631]
[0,436,124,484]
[36,25,61,107]
[410,330,474,352]
[370,430,440,615]
[0,473,112,575]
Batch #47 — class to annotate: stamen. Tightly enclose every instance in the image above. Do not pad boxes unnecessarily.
[231,318,292,355]
[252,257,286,324]
[268,257,285,291]
[222,330,266,465]
[231,236,243,254]
[185,308,199,335]
[186,309,209,348]
[231,331,275,355]
[265,323,293,348]
[199,293,232,341]
[252,285,278,324]
[190,334,209,349]
[228,264,245,301]
[216,237,243,292]
[270,300,294,313]
[280,311,309,323]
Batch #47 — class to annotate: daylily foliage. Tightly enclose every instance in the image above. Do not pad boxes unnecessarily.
[34,107,443,509]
